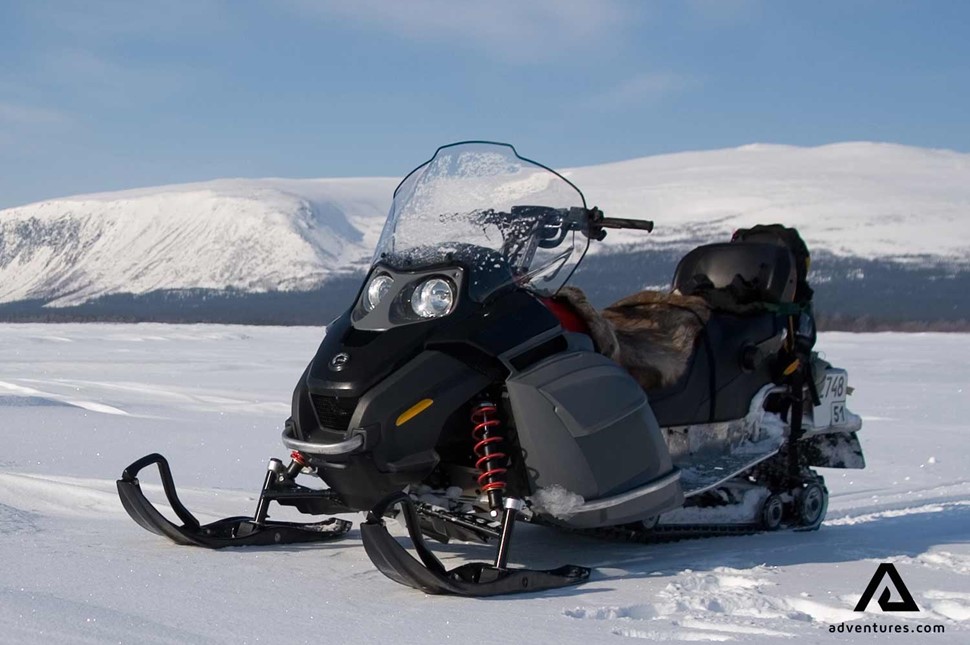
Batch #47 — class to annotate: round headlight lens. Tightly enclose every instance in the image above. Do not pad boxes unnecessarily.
[410,278,455,318]
[364,273,394,312]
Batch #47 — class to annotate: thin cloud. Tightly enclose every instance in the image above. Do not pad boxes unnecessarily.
[586,72,696,111]
[0,101,73,151]
[9,1,229,109]
[0,101,71,126]
[283,0,635,61]
[39,49,192,108]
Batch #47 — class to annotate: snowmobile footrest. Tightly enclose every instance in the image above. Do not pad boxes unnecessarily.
[117,453,351,548]
[360,493,589,596]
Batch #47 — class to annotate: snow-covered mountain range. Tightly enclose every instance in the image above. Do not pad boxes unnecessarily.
[0,177,395,307]
[1,142,968,312]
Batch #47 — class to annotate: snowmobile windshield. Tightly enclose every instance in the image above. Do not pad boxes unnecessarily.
[373,142,589,299]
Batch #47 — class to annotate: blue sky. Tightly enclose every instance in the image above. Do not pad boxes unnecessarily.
[1,0,968,208]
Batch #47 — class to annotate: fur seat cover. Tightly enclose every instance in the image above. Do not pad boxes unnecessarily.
[553,286,711,391]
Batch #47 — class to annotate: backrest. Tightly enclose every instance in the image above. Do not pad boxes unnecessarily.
[672,242,797,304]
[731,224,813,305]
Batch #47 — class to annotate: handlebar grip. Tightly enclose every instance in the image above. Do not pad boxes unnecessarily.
[597,217,654,233]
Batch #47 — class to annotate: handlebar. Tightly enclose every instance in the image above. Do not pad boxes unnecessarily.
[597,217,654,232]
[585,207,653,241]
[478,206,653,245]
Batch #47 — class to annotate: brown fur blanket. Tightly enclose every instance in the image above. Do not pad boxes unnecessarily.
[555,286,710,390]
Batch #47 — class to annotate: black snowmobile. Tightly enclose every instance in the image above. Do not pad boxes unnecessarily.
[117,142,864,596]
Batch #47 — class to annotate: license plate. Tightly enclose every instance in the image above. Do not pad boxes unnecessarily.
[814,369,848,428]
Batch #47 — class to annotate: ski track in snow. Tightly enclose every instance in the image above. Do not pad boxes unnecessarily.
[0,324,967,644]
[0,380,130,416]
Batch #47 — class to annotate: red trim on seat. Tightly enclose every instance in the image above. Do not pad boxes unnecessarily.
[541,298,591,335]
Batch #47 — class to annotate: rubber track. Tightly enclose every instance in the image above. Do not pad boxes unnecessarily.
[413,459,826,547]
[568,462,826,545]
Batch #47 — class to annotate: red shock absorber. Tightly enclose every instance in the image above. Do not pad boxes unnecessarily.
[470,401,507,510]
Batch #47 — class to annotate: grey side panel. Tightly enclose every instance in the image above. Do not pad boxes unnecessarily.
[556,470,684,529]
[507,351,677,503]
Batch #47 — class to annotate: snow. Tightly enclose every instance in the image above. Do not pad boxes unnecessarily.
[659,488,767,526]
[0,178,395,306]
[571,142,970,261]
[0,325,968,643]
[531,485,587,520]
[2,142,969,307]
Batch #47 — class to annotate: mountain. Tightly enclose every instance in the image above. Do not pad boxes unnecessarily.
[573,142,969,261]
[1,142,968,326]
[0,177,396,307]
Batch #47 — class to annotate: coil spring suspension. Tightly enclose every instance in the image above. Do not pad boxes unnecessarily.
[471,402,507,510]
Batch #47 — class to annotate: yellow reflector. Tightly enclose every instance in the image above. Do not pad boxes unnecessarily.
[396,398,434,427]
[783,359,801,376]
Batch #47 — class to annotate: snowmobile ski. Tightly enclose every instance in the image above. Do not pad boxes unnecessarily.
[117,453,352,548]
[361,492,590,596]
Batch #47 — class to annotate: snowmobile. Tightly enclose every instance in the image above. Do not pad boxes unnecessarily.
[117,141,864,596]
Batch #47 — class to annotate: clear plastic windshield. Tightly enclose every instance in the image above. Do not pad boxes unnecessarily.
[373,142,589,298]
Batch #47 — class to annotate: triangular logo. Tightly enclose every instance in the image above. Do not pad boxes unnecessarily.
[854,563,919,612]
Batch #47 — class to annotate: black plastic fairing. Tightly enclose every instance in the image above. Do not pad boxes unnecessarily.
[290,283,566,511]
[426,289,561,361]
[354,350,492,469]
[302,350,492,510]
[299,285,560,422]
[305,310,431,400]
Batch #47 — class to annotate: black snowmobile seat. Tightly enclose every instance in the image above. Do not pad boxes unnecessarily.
[555,275,788,427]
[646,241,799,425]
[672,242,797,305]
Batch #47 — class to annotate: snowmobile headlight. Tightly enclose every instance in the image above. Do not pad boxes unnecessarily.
[364,273,394,312]
[410,277,455,319]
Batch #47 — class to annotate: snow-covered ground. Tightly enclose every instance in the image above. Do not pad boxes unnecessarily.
[0,324,967,643]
